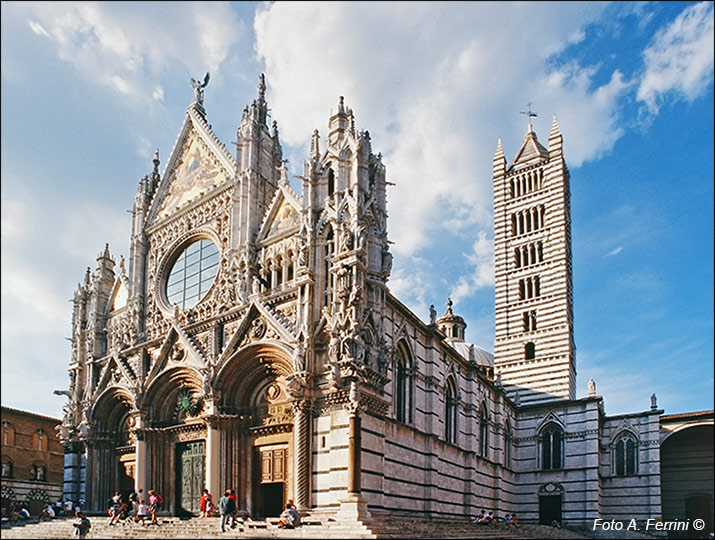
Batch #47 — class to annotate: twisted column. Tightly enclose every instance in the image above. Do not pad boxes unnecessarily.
[293,400,312,510]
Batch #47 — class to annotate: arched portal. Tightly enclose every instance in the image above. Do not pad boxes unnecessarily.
[89,387,135,511]
[661,425,714,538]
[144,367,204,517]
[215,343,295,518]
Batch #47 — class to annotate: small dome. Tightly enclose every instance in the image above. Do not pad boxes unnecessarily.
[448,341,494,368]
[436,298,467,341]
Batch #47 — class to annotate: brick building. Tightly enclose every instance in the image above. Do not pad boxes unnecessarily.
[1,406,64,516]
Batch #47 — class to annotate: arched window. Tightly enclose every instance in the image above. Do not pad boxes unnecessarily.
[614,433,638,476]
[31,463,47,482]
[395,341,413,424]
[504,421,512,468]
[1,459,12,478]
[445,379,458,444]
[2,422,15,446]
[525,341,536,359]
[479,405,489,458]
[541,424,563,470]
[323,227,334,306]
[328,168,335,196]
[33,429,47,452]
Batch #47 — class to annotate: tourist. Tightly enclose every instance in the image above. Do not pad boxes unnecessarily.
[108,491,123,525]
[64,499,74,517]
[38,503,55,521]
[135,499,148,525]
[508,513,520,528]
[199,488,213,518]
[472,509,486,524]
[277,503,301,529]
[502,513,511,526]
[72,511,91,539]
[128,488,142,517]
[148,490,163,526]
[17,505,30,520]
[218,490,236,532]
[228,489,238,527]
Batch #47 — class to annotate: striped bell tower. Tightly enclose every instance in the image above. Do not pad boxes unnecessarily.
[493,117,575,405]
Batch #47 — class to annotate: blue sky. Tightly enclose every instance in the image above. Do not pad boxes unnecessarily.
[1,1,713,419]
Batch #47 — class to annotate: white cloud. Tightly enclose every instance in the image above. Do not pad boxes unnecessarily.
[637,1,715,113]
[254,2,636,258]
[28,19,49,37]
[450,231,495,303]
[24,2,244,101]
[607,246,623,256]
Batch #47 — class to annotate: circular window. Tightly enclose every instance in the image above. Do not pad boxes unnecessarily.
[165,239,219,309]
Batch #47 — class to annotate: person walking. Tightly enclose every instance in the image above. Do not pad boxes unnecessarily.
[218,490,236,532]
[72,511,91,539]
[148,490,162,526]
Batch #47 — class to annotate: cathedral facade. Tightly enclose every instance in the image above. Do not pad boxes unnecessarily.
[57,76,712,528]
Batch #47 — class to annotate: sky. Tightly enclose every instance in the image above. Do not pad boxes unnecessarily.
[1,1,713,419]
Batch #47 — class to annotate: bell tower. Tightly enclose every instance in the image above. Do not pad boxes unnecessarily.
[493,117,575,405]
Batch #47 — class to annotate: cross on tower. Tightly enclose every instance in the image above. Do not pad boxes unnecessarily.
[520,102,538,121]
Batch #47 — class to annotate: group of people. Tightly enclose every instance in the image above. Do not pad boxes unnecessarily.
[472,509,520,528]
[107,488,163,526]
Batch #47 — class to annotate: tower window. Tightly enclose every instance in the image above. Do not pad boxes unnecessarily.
[525,341,536,359]
[479,406,489,458]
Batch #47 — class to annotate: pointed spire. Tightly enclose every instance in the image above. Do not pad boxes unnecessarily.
[338,96,345,114]
[258,73,267,102]
[84,267,91,286]
[549,115,561,138]
[446,297,454,315]
[153,149,160,174]
[99,243,111,261]
[255,73,268,125]
[311,129,320,159]
[494,138,504,158]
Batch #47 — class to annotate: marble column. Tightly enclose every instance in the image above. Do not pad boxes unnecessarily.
[293,400,312,510]
[337,407,370,521]
[132,412,148,495]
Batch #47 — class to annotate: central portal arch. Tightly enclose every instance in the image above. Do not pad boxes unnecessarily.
[216,342,295,518]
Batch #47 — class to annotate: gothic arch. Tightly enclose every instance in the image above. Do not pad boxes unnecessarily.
[215,343,293,414]
[91,386,134,438]
[143,366,203,425]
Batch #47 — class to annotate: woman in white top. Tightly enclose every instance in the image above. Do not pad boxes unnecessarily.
[135,500,148,525]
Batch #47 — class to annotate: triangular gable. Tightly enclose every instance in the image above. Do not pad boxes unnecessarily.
[257,184,302,243]
[148,107,236,223]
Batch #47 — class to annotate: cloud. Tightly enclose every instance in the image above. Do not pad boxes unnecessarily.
[637,1,715,113]
[254,2,640,258]
[607,246,624,256]
[450,231,495,304]
[22,2,244,101]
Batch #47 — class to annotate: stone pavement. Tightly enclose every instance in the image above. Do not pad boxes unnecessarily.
[1,514,661,539]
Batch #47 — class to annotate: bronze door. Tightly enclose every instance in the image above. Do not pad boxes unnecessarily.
[176,441,205,516]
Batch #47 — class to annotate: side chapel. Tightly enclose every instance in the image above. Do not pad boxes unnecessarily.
[56,75,711,527]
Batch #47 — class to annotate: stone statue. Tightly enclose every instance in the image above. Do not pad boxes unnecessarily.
[495,371,502,387]
[292,344,305,373]
[650,393,657,409]
[429,305,437,325]
[328,331,340,364]
[381,245,393,275]
[588,378,596,396]
[190,72,210,105]
[514,389,520,407]
[252,275,261,295]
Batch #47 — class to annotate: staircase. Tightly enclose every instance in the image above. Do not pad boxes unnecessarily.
[0,515,593,539]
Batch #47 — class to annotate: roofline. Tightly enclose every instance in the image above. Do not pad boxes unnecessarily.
[1,405,62,423]
[660,410,714,422]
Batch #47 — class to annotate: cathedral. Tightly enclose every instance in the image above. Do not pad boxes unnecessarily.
[57,75,712,529]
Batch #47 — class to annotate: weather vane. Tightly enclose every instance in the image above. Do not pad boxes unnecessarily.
[520,102,538,121]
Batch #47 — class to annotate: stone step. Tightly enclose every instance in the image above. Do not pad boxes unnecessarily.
[0,517,593,539]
